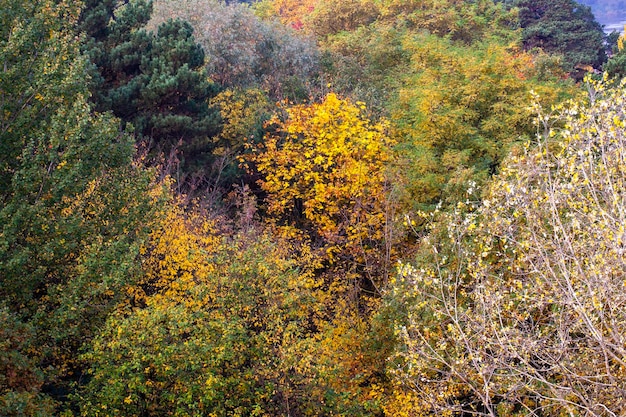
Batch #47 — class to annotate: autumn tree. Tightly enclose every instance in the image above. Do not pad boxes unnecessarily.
[320,22,410,114]
[378,0,518,45]
[304,0,378,39]
[75,201,382,416]
[391,34,576,211]
[255,0,319,31]
[247,93,396,291]
[0,0,85,197]
[386,78,626,416]
[319,0,518,114]
[206,88,272,188]
[149,0,320,101]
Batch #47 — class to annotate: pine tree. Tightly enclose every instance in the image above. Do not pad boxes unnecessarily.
[514,0,606,77]
[80,0,221,176]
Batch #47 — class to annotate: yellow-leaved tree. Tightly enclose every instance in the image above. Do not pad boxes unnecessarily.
[245,93,399,414]
[384,78,626,416]
[78,202,383,415]
[256,0,319,30]
[247,93,396,291]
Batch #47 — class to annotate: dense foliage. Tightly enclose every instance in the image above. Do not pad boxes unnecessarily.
[513,0,606,77]
[148,0,319,100]
[605,30,626,80]
[2,0,625,416]
[81,0,221,179]
[387,77,626,416]
[0,0,168,412]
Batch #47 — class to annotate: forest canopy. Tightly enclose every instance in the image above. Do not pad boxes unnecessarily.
[2,0,626,416]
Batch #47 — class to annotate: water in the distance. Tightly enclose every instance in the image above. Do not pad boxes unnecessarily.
[604,21,626,35]
[576,0,626,34]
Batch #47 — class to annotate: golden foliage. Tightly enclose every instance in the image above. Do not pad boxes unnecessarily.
[305,0,378,38]
[247,93,395,282]
[391,34,577,211]
[131,202,220,308]
[388,78,626,416]
[378,0,518,44]
[210,88,270,158]
[264,0,318,30]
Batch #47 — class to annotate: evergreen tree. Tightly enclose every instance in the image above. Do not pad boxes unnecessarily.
[604,31,626,80]
[605,51,626,80]
[80,0,221,176]
[514,0,606,77]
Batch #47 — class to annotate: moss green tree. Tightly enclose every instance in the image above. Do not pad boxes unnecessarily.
[391,34,576,211]
[0,0,168,406]
[378,0,519,45]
